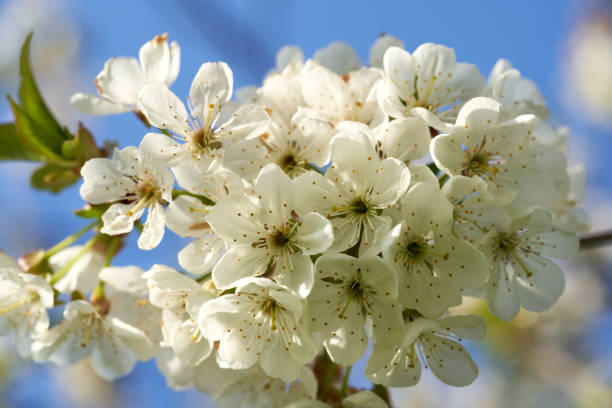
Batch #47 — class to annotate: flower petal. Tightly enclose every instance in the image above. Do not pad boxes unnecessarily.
[95,57,144,106]
[137,83,189,136]
[189,62,233,122]
[70,93,131,115]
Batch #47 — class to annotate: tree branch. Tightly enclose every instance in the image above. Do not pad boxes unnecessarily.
[579,230,612,250]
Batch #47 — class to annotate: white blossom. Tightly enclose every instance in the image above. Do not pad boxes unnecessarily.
[80,146,174,250]
[301,60,384,127]
[380,43,483,125]
[382,182,489,318]
[431,97,554,206]
[225,110,333,181]
[480,208,579,321]
[198,277,318,382]
[0,252,54,357]
[71,33,180,115]
[144,265,214,365]
[309,253,404,365]
[365,314,485,387]
[138,62,269,171]
[208,164,333,297]
[31,300,154,381]
[295,123,410,256]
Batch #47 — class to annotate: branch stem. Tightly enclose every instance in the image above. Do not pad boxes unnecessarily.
[46,220,98,258]
[341,365,352,398]
[580,230,612,250]
[50,234,101,285]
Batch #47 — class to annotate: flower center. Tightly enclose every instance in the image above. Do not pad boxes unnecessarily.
[349,197,370,214]
[278,152,298,172]
[348,280,364,300]
[405,239,429,258]
[190,127,221,151]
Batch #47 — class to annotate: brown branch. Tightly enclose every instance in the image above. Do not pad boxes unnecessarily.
[579,230,612,250]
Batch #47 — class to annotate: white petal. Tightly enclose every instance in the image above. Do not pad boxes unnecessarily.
[212,248,267,289]
[137,83,189,135]
[408,164,439,186]
[293,212,334,255]
[80,157,135,204]
[167,41,181,86]
[89,324,138,381]
[430,238,489,289]
[425,334,479,386]
[375,117,430,162]
[164,195,209,237]
[189,62,233,121]
[216,104,270,141]
[139,132,187,165]
[260,343,302,382]
[430,133,468,176]
[273,252,314,298]
[99,266,147,295]
[207,194,263,244]
[70,93,131,115]
[95,57,144,106]
[101,202,142,236]
[139,34,175,84]
[314,42,361,75]
[486,258,520,321]
[137,202,166,250]
[276,45,304,70]
[513,252,565,313]
[179,236,225,276]
[343,391,388,408]
[436,315,486,341]
[253,163,295,223]
[401,182,453,234]
[50,247,105,294]
[365,344,420,387]
[369,35,404,68]
[301,60,350,119]
[411,107,453,133]
[456,96,500,128]
[172,321,212,365]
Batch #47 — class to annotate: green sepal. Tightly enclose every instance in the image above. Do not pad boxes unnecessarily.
[74,203,110,219]
[426,161,440,176]
[61,123,102,162]
[30,163,80,193]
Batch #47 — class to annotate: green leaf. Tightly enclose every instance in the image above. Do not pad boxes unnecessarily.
[30,163,79,193]
[18,33,71,148]
[8,96,76,166]
[61,123,102,162]
[0,122,42,161]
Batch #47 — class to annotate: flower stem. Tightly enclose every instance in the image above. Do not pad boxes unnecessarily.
[45,220,99,258]
[341,365,352,398]
[172,189,216,206]
[50,234,101,285]
[133,109,151,128]
[196,272,212,283]
[580,230,612,249]
[104,237,121,267]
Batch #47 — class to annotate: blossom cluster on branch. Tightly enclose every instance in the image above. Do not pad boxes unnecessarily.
[0,33,587,407]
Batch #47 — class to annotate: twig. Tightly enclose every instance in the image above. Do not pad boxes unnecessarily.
[579,230,612,250]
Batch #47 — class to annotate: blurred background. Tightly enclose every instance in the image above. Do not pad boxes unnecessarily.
[0,0,611,407]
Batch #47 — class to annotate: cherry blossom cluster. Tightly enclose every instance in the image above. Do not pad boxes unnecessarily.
[0,33,586,407]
